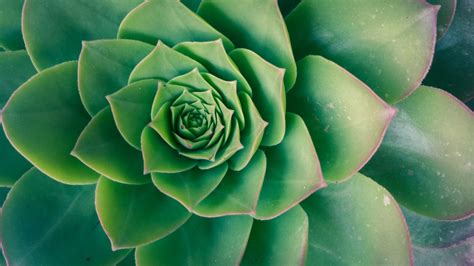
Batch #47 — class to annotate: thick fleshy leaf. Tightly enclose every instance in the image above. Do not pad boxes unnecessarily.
[199,0,297,89]
[0,50,36,109]
[136,215,253,265]
[22,0,142,70]
[403,207,474,265]
[108,79,159,150]
[362,86,474,220]
[78,39,154,115]
[181,0,202,12]
[241,205,308,266]
[302,173,412,265]
[1,169,129,265]
[116,252,135,266]
[228,93,267,171]
[174,40,252,94]
[286,0,438,103]
[428,0,457,40]
[95,177,191,249]
[230,48,285,146]
[0,0,24,50]
[194,150,266,217]
[141,127,197,173]
[2,62,98,184]
[288,56,396,182]
[118,0,233,50]
[129,41,206,84]
[0,130,30,187]
[278,0,301,17]
[152,163,228,211]
[72,108,149,185]
[255,113,325,220]
[424,0,474,102]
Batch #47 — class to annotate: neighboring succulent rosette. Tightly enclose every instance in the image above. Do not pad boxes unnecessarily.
[0,0,472,265]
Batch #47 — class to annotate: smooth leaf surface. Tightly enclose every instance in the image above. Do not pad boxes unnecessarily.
[118,0,233,50]
[95,177,191,249]
[22,0,142,70]
[2,62,98,184]
[152,163,228,211]
[363,86,474,220]
[424,0,474,102]
[288,56,395,182]
[0,130,30,187]
[78,39,154,115]
[241,205,308,266]
[428,0,457,39]
[199,0,297,89]
[73,107,150,185]
[403,207,474,265]
[108,79,159,150]
[136,215,253,265]
[194,150,266,217]
[0,0,24,50]
[0,50,36,109]
[1,168,129,265]
[255,113,325,220]
[230,48,286,146]
[286,0,438,103]
[302,173,412,265]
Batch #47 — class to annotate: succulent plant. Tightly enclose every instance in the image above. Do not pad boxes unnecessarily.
[0,0,472,265]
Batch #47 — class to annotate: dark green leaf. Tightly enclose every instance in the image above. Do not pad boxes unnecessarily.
[0,129,30,187]
[428,0,457,39]
[0,0,24,50]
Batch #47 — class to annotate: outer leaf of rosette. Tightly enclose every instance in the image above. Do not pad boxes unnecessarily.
[136,215,253,265]
[141,127,197,174]
[428,0,457,40]
[2,61,99,184]
[22,0,143,70]
[0,0,24,50]
[194,150,267,217]
[118,0,233,51]
[241,205,309,266]
[301,173,412,265]
[286,0,438,104]
[128,41,207,84]
[78,39,154,116]
[254,113,326,220]
[107,79,159,150]
[362,86,474,220]
[95,177,191,250]
[198,0,297,89]
[2,168,129,265]
[0,50,36,186]
[230,48,285,147]
[151,163,228,212]
[174,40,252,95]
[287,56,396,183]
[72,107,150,185]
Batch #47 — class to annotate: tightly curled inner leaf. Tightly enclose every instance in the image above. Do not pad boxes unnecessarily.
[0,0,472,265]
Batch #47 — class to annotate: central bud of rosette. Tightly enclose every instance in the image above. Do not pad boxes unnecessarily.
[148,68,245,169]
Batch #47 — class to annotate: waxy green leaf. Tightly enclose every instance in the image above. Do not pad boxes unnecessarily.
[363,86,474,220]
[302,173,412,265]
[195,150,266,217]
[78,39,154,115]
[242,205,308,266]
[152,163,228,211]
[2,168,129,265]
[428,0,457,40]
[255,113,325,219]
[108,79,159,150]
[73,107,150,185]
[0,130,30,187]
[199,0,297,89]
[288,56,395,182]
[230,48,286,146]
[136,215,253,265]
[129,41,206,84]
[22,0,143,70]
[95,177,191,249]
[0,0,24,50]
[2,62,98,184]
[118,0,233,50]
[287,0,438,103]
